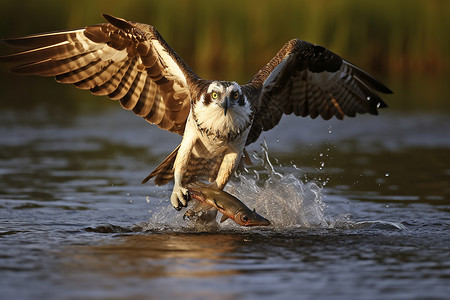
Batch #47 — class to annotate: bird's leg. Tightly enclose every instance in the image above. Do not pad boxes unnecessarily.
[215,151,240,190]
[171,133,196,210]
[171,172,189,210]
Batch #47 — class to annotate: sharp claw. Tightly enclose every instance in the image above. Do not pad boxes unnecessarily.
[183,191,190,203]
[171,186,189,210]
[183,209,194,221]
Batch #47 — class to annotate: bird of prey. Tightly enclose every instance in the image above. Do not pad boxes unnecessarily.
[0,14,392,211]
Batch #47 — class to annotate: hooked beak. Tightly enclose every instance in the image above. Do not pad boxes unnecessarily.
[221,97,231,116]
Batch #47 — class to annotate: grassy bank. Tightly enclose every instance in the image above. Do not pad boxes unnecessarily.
[0,0,448,110]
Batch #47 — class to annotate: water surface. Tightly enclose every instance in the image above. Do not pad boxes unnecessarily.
[0,108,449,300]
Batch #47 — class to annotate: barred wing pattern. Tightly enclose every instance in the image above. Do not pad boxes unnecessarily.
[0,14,195,134]
[142,140,227,186]
[245,39,392,145]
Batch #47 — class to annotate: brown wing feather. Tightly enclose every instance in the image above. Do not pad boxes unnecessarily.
[0,14,198,135]
[244,39,392,145]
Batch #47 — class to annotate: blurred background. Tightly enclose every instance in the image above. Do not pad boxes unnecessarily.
[0,0,449,113]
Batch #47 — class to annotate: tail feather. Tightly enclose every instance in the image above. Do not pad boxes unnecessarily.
[141,145,180,185]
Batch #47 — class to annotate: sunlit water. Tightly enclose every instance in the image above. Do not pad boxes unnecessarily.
[0,109,449,300]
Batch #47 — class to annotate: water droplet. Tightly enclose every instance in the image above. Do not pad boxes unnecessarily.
[146,196,150,203]
[319,153,323,157]
[293,164,301,170]
[385,172,390,177]
[367,96,371,101]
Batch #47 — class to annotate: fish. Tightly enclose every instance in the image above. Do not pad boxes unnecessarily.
[186,186,270,227]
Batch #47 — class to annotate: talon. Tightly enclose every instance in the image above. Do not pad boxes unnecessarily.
[183,191,190,203]
[183,210,192,220]
[170,185,189,210]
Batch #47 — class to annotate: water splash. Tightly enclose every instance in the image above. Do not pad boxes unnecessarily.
[141,141,330,231]
[143,198,196,232]
[225,175,327,229]
[224,140,328,229]
[135,141,406,232]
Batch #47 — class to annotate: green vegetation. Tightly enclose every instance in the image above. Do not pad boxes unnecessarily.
[0,0,448,111]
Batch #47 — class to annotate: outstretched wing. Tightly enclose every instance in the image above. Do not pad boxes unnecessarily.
[0,14,197,134]
[244,39,392,145]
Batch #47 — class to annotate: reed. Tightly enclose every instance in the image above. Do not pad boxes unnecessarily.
[0,0,448,110]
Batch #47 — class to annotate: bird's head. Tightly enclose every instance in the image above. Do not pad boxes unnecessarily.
[201,81,247,116]
[192,81,253,139]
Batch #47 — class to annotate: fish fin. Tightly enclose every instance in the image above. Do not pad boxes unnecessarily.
[220,214,229,223]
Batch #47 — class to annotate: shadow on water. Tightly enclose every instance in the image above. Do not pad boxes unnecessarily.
[65,220,447,299]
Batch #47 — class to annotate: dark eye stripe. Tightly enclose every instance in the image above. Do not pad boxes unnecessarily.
[203,93,212,106]
[238,94,246,106]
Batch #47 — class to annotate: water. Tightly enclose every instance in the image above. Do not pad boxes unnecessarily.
[0,108,449,300]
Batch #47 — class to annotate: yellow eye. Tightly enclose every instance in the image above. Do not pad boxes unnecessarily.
[211,92,218,99]
[232,92,240,100]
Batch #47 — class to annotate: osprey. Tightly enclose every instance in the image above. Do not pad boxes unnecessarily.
[0,14,392,211]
